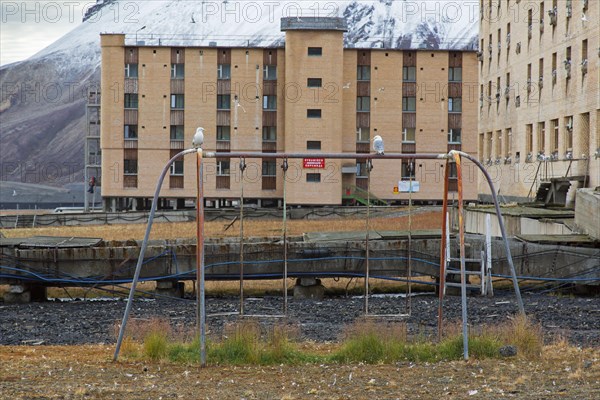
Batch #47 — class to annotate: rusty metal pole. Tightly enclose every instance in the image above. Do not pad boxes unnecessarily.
[437,161,451,341]
[407,162,413,315]
[196,149,206,367]
[454,153,469,360]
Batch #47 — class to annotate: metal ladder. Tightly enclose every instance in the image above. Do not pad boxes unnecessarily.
[442,212,493,297]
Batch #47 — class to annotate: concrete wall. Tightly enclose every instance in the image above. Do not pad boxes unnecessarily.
[575,188,600,239]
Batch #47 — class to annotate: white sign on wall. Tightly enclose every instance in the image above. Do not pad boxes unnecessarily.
[399,180,420,193]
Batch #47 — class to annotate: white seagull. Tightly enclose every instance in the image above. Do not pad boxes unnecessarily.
[373,135,384,155]
[192,127,204,148]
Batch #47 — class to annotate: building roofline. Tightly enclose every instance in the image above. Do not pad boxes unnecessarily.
[280,17,348,32]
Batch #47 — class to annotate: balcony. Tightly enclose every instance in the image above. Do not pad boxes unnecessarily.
[216,175,230,190]
[124,78,138,94]
[170,79,185,94]
[124,139,138,149]
[402,142,416,153]
[124,109,138,125]
[170,141,185,150]
[123,175,138,188]
[356,142,370,154]
[262,176,276,191]
[170,175,184,189]
[216,140,231,152]
[262,141,277,153]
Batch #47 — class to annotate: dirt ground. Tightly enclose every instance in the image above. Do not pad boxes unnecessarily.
[1,344,599,399]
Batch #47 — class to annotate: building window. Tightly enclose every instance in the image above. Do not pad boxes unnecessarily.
[171,94,184,109]
[448,67,462,82]
[357,65,371,81]
[402,66,416,82]
[504,128,512,157]
[307,109,322,118]
[124,94,138,109]
[217,160,230,176]
[308,47,322,56]
[124,159,138,175]
[170,160,184,176]
[262,126,276,141]
[125,63,138,78]
[448,163,458,179]
[402,128,416,143]
[478,133,484,160]
[537,122,546,153]
[565,116,573,150]
[217,64,231,79]
[263,95,277,110]
[171,64,184,79]
[448,129,462,144]
[402,97,416,112]
[356,127,370,142]
[170,125,184,141]
[356,162,369,177]
[526,124,533,154]
[217,126,231,141]
[263,65,277,80]
[357,96,370,112]
[551,119,559,152]
[262,160,277,176]
[307,141,321,150]
[217,94,231,110]
[306,173,321,183]
[124,125,138,139]
[401,160,416,179]
[448,97,462,113]
[307,78,322,88]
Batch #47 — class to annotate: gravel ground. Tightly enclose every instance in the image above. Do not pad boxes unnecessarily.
[2,292,599,347]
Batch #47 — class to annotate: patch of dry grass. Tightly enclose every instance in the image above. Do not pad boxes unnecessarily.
[0,211,442,241]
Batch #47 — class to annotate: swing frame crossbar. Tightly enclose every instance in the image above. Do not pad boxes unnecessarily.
[113,149,525,365]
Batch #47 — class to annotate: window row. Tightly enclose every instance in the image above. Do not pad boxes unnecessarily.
[355,66,460,82]
[123,63,462,83]
[124,63,278,80]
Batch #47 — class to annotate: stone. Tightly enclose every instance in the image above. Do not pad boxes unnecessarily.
[499,345,518,357]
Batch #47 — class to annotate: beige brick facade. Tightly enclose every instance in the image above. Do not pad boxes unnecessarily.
[100,19,478,209]
[478,0,599,201]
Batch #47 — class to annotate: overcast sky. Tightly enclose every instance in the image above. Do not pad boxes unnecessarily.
[0,1,89,66]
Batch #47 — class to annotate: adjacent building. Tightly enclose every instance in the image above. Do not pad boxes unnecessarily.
[100,17,478,210]
[478,0,599,203]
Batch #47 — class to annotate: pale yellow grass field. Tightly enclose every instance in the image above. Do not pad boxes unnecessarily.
[0,211,442,241]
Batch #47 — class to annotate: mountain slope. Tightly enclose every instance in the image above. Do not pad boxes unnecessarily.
[0,0,479,186]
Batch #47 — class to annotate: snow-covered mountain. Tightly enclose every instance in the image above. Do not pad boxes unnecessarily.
[0,0,479,186]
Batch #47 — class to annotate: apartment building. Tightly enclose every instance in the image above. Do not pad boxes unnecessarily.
[100,17,478,210]
[478,0,599,202]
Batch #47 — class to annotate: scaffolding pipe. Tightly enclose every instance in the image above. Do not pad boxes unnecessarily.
[113,148,196,362]
[282,159,289,315]
[437,161,451,341]
[239,159,246,315]
[454,152,469,360]
[196,149,207,367]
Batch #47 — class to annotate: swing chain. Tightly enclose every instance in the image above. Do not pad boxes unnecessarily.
[239,158,247,172]
[281,158,289,172]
